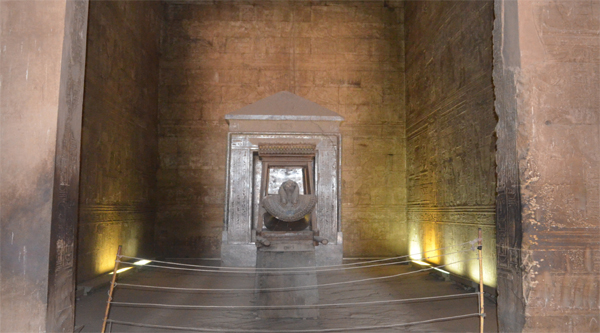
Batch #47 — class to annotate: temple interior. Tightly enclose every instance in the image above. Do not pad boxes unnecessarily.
[1,0,598,332]
[78,0,496,286]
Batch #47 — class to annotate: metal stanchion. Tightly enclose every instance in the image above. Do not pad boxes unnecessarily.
[478,229,485,333]
[102,245,122,333]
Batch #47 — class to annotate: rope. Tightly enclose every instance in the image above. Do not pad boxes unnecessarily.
[117,248,474,274]
[110,292,479,310]
[118,238,479,272]
[116,258,478,293]
[106,312,482,332]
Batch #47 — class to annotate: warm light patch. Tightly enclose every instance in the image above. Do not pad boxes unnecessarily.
[409,242,423,260]
[109,267,133,275]
[408,222,497,288]
[468,258,481,283]
[133,259,151,266]
[412,260,431,266]
[432,267,450,274]
[408,224,422,260]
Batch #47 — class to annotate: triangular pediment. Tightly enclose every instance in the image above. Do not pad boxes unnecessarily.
[225,91,344,121]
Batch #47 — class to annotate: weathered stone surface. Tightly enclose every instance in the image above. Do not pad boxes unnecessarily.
[493,1,527,330]
[158,1,406,259]
[255,231,319,319]
[1,0,88,331]
[3,0,599,331]
[1,3,65,330]
[404,0,497,288]
[77,0,161,282]
[494,0,600,331]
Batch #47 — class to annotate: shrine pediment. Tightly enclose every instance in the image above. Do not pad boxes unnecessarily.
[225,91,344,122]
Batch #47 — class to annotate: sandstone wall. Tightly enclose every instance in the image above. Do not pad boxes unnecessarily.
[404,1,497,287]
[1,0,88,330]
[1,2,66,329]
[158,0,406,258]
[494,0,600,331]
[77,1,162,282]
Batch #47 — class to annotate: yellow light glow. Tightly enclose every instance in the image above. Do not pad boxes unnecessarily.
[409,243,423,260]
[109,267,133,275]
[412,260,431,266]
[133,259,151,266]
[432,267,450,274]
[468,259,481,283]
[408,225,422,260]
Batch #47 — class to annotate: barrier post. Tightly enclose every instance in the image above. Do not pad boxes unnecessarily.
[102,245,122,333]
[478,228,484,333]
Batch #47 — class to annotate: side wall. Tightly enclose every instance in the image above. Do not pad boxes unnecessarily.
[77,1,162,282]
[404,0,497,287]
[157,1,406,258]
[0,2,66,330]
[1,0,88,330]
[495,0,600,331]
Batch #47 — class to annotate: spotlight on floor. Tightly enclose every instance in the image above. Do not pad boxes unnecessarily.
[109,267,133,275]
[411,260,431,266]
[412,260,451,280]
[432,267,450,274]
[133,259,151,266]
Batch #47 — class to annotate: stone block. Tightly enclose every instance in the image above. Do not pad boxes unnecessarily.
[339,86,384,105]
[295,86,339,105]
[294,53,338,70]
[293,71,315,86]
[255,248,319,319]
[355,5,385,23]
[355,38,391,55]
[255,37,290,54]
[256,21,294,37]
[259,70,291,87]
[168,84,222,104]
[254,3,293,22]
[222,85,271,104]
[311,5,356,23]
[159,103,203,121]
[160,68,188,86]
[225,37,255,54]
[296,22,334,38]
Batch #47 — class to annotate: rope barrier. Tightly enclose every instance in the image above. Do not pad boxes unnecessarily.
[116,248,475,275]
[116,258,478,293]
[102,235,487,333]
[118,237,480,272]
[106,313,481,332]
[110,292,479,310]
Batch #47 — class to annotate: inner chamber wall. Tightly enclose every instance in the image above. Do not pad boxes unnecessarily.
[156,1,408,259]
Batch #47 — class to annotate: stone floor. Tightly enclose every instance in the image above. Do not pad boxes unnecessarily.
[75,260,498,332]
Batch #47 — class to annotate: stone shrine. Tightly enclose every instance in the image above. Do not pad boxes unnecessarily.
[221,91,344,267]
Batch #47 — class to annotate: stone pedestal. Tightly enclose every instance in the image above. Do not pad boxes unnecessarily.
[255,231,319,319]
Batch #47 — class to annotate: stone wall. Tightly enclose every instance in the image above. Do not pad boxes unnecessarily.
[158,0,406,258]
[1,0,88,330]
[77,1,162,282]
[404,1,497,287]
[1,2,66,330]
[494,0,600,331]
